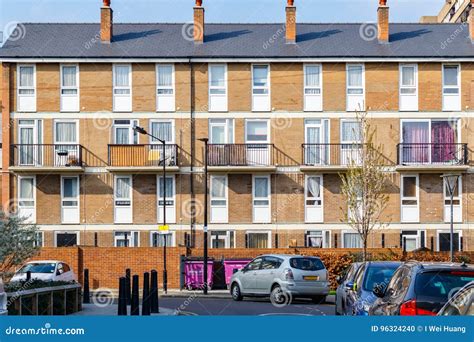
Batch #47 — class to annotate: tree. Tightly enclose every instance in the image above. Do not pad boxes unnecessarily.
[339,112,391,261]
[0,211,40,279]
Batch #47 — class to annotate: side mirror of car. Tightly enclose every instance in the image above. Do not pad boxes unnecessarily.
[240,267,247,273]
[372,284,386,298]
[345,281,354,290]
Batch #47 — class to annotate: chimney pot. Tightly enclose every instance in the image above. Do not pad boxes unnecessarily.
[103,0,110,6]
[196,0,202,6]
[286,0,296,43]
[194,0,205,43]
[377,0,389,43]
[101,0,113,43]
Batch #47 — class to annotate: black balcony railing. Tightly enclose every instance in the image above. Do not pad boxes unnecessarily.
[207,144,274,167]
[302,143,365,166]
[397,143,468,165]
[11,144,83,167]
[108,144,178,167]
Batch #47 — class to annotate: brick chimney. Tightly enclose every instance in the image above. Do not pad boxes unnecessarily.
[377,0,389,43]
[470,0,474,42]
[286,0,296,43]
[194,0,205,43]
[101,0,113,43]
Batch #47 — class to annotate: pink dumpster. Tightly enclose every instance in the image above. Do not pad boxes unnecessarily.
[184,260,214,290]
[223,259,252,286]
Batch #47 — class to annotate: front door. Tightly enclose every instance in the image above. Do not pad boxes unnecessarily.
[305,121,326,165]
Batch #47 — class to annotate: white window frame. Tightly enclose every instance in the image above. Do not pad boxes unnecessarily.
[346,63,365,112]
[436,230,462,252]
[251,64,271,112]
[113,64,132,112]
[17,64,36,112]
[306,230,331,248]
[149,119,175,144]
[442,64,461,111]
[245,119,270,144]
[17,119,43,166]
[156,64,175,112]
[210,175,228,223]
[340,119,362,165]
[54,231,80,248]
[18,175,36,223]
[399,63,418,111]
[304,63,323,111]
[341,231,363,248]
[60,64,80,112]
[400,174,420,223]
[34,231,44,248]
[54,119,79,145]
[114,231,140,247]
[150,231,176,247]
[113,119,139,145]
[246,230,272,249]
[304,175,323,223]
[401,230,426,251]
[114,175,133,224]
[208,64,228,112]
[157,175,176,224]
[443,176,462,223]
[209,119,234,144]
[210,230,235,249]
[60,175,80,224]
[252,175,271,223]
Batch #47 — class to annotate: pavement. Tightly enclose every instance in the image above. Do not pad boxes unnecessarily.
[72,304,177,316]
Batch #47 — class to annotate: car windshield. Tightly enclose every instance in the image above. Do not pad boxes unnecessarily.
[363,264,400,291]
[18,263,56,274]
[415,271,474,301]
[289,258,324,271]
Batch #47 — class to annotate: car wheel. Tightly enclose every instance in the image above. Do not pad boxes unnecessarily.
[271,285,290,305]
[231,283,243,301]
[311,295,326,304]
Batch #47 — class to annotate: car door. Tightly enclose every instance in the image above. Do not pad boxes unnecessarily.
[336,263,359,314]
[371,267,410,315]
[346,264,365,315]
[240,257,262,293]
[257,256,281,293]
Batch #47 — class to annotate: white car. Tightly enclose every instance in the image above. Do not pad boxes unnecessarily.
[0,278,7,315]
[10,261,77,283]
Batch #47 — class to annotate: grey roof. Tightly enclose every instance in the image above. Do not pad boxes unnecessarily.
[0,23,473,59]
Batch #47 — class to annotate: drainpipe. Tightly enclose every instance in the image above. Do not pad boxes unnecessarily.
[189,59,196,247]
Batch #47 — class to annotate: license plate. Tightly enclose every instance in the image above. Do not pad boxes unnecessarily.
[303,276,319,281]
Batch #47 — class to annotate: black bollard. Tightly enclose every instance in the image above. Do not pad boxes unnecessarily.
[125,269,131,305]
[26,271,31,282]
[131,275,140,316]
[83,269,90,304]
[118,277,127,316]
[150,270,159,313]
[142,272,151,316]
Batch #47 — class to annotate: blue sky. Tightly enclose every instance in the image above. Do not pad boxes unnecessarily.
[0,0,445,39]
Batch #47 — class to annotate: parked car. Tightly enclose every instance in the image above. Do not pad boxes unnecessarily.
[370,261,474,316]
[335,262,363,315]
[0,278,7,315]
[10,261,77,283]
[438,281,473,316]
[339,261,402,315]
[230,255,329,304]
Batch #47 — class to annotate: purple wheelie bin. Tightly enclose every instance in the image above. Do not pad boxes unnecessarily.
[184,260,214,290]
[223,259,252,287]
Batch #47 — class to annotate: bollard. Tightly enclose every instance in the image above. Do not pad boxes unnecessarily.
[125,269,131,305]
[150,270,159,313]
[118,277,127,316]
[142,272,151,316]
[131,275,140,315]
[83,269,90,304]
[26,271,31,282]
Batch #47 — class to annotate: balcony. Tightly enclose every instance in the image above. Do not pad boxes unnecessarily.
[207,144,276,172]
[396,143,469,172]
[10,144,84,172]
[300,144,365,172]
[107,144,179,172]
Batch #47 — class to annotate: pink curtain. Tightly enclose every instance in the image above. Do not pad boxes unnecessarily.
[431,121,456,163]
[402,122,429,163]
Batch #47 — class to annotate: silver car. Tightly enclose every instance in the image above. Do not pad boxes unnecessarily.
[230,254,329,304]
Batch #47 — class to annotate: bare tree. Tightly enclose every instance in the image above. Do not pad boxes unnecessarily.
[339,111,390,261]
[0,211,40,279]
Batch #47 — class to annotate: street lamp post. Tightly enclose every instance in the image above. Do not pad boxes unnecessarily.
[441,174,460,262]
[134,126,168,293]
[198,138,209,295]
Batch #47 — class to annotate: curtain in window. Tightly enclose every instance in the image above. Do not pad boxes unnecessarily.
[348,66,362,87]
[115,127,130,144]
[431,121,456,163]
[20,67,34,87]
[151,122,172,142]
[159,177,174,198]
[305,66,320,87]
[62,66,77,87]
[114,66,130,87]
[211,177,226,198]
[341,122,361,142]
[63,178,78,198]
[152,233,172,247]
[308,236,323,248]
[19,127,34,165]
[253,66,268,87]
[254,178,268,198]
[344,233,362,248]
[307,177,321,200]
[56,122,76,143]
[210,65,225,88]
[306,126,321,164]
[246,122,268,141]
[20,178,34,200]
[158,65,173,87]
[248,233,268,248]
[402,122,429,163]
[116,178,131,199]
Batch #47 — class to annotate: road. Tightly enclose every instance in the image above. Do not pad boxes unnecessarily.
[159,297,336,316]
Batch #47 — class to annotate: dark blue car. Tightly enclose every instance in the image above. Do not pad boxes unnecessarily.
[337,261,402,316]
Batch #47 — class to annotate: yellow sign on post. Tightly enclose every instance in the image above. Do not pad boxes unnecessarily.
[159,225,169,233]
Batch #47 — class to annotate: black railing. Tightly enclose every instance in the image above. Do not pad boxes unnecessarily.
[11,144,83,167]
[397,143,468,165]
[108,144,178,167]
[302,143,365,166]
[207,144,274,167]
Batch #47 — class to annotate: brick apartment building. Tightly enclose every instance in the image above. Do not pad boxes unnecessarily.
[0,0,473,253]
[421,0,472,23]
